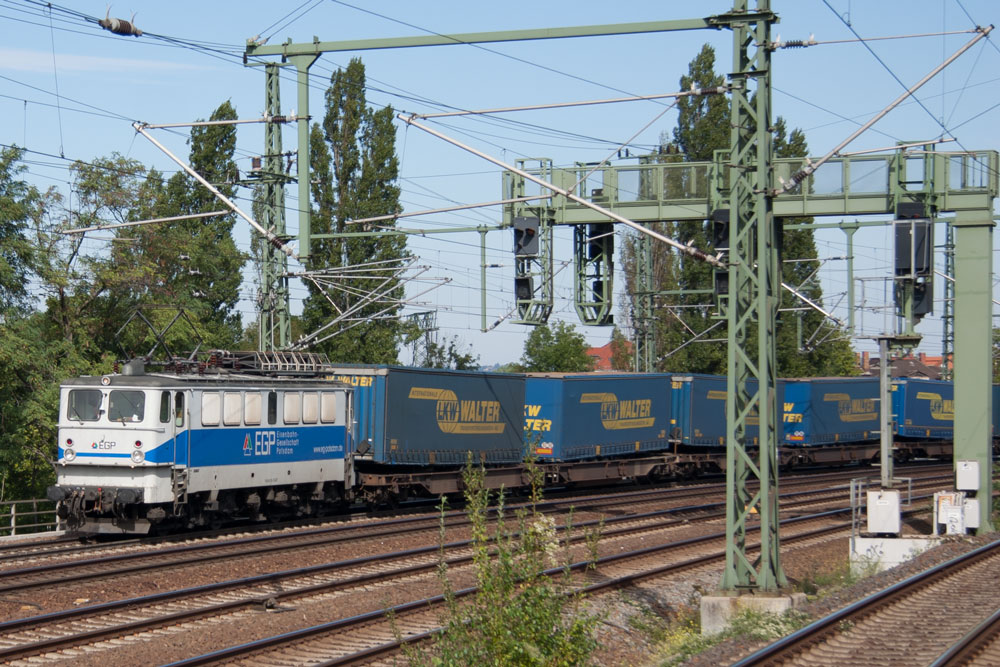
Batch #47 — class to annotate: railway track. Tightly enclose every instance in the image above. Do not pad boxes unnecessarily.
[0,470,951,598]
[159,512,860,666]
[0,464,950,572]
[733,538,1000,666]
[0,481,943,664]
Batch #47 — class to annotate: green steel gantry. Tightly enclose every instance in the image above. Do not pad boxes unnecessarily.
[245,5,998,592]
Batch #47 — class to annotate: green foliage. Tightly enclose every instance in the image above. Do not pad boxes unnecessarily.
[655,605,808,666]
[404,460,601,666]
[153,101,247,347]
[992,329,1000,383]
[422,335,480,370]
[620,44,854,377]
[303,57,407,363]
[0,147,38,314]
[609,327,633,371]
[0,313,111,499]
[521,321,595,373]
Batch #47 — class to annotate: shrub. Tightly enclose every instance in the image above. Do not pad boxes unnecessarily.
[402,458,602,666]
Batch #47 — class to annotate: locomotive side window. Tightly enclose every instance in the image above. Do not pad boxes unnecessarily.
[283,392,300,424]
[109,390,145,422]
[202,392,221,426]
[174,393,185,427]
[159,391,170,423]
[245,393,262,426]
[267,391,277,425]
[302,392,319,424]
[223,392,242,426]
[67,389,102,421]
[320,393,337,423]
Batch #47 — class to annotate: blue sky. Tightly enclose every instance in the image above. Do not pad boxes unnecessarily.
[2,1,999,365]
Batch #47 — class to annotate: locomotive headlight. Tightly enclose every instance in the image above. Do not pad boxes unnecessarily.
[130,450,145,463]
[64,448,76,462]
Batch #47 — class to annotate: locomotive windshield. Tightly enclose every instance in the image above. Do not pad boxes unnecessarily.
[108,390,146,422]
[66,389,102,421]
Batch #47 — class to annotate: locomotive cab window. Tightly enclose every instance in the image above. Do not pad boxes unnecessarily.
[159,391,170,423]
[201,392,221,426]
[320,393,337,423]
[302,392,318,424]
[109,390,145,423]
[174,392,185,427]
[267,391,277,425]
[283,392,300,424]
[245,393,261,426]
[223,392,242,426]
[67,389,102,421]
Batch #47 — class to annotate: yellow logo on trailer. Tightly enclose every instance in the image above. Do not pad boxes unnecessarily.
[915,392,954,421]
[409,387,505,434]
[707,390,760,425]
[579,393,654,430]
[824,393,878,422]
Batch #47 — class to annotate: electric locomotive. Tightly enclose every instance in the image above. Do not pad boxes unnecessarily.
[47,356,353,534]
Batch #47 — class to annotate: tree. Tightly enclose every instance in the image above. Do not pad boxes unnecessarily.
[520,321,595,373]
[0,147,36,315]
[423,335,479,370]
[608,327,633,371]
[302,58,407,363]
[153,101,247,347]
[771,118,856,376]
[620,44,853,377]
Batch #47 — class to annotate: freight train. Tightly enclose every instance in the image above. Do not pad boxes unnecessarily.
[47,352,963,534]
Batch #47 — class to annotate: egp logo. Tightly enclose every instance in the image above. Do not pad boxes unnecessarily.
[409,387,505,434]
[244,430,276,456]
[580,393,654,430]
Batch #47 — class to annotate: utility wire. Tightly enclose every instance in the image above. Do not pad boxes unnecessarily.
[820,0,987,145]
[45,3,65,157]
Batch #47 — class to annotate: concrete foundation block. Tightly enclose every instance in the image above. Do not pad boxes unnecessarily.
[850,536,941,575]
[700,592,808,635]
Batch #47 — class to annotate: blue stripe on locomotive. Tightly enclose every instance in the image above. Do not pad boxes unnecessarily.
[782,378,880,446]
[186,425,348,466]
[106,425,348,466]
[326,365,525,465]
[892,378,953,440]
[524,373,672,461]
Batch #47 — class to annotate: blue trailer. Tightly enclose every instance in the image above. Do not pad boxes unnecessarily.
[523,372,673,461]
[892,378,953,440]
[671,374,772,448]
[324,365,525,465]
[781,377,880,447]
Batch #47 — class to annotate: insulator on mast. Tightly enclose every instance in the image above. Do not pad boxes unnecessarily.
[98,10,143,37]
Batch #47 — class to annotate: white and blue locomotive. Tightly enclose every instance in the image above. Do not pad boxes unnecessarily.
[48,360,353,534]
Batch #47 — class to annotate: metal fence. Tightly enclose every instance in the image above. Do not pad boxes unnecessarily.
[0,499,62,538]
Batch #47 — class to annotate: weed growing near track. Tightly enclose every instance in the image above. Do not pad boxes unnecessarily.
[654,604,809,666]
[397,457,603,666]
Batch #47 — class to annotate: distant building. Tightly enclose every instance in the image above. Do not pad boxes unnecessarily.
[857,351,946,380]
[586,340,633,371]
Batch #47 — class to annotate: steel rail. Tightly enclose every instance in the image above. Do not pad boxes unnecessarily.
[170,512,862,666]
[928,605,1000,666]
[0,467,950,595]
[0,478,933,663]
[0,475,916,637]
[732,537,1000,666]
